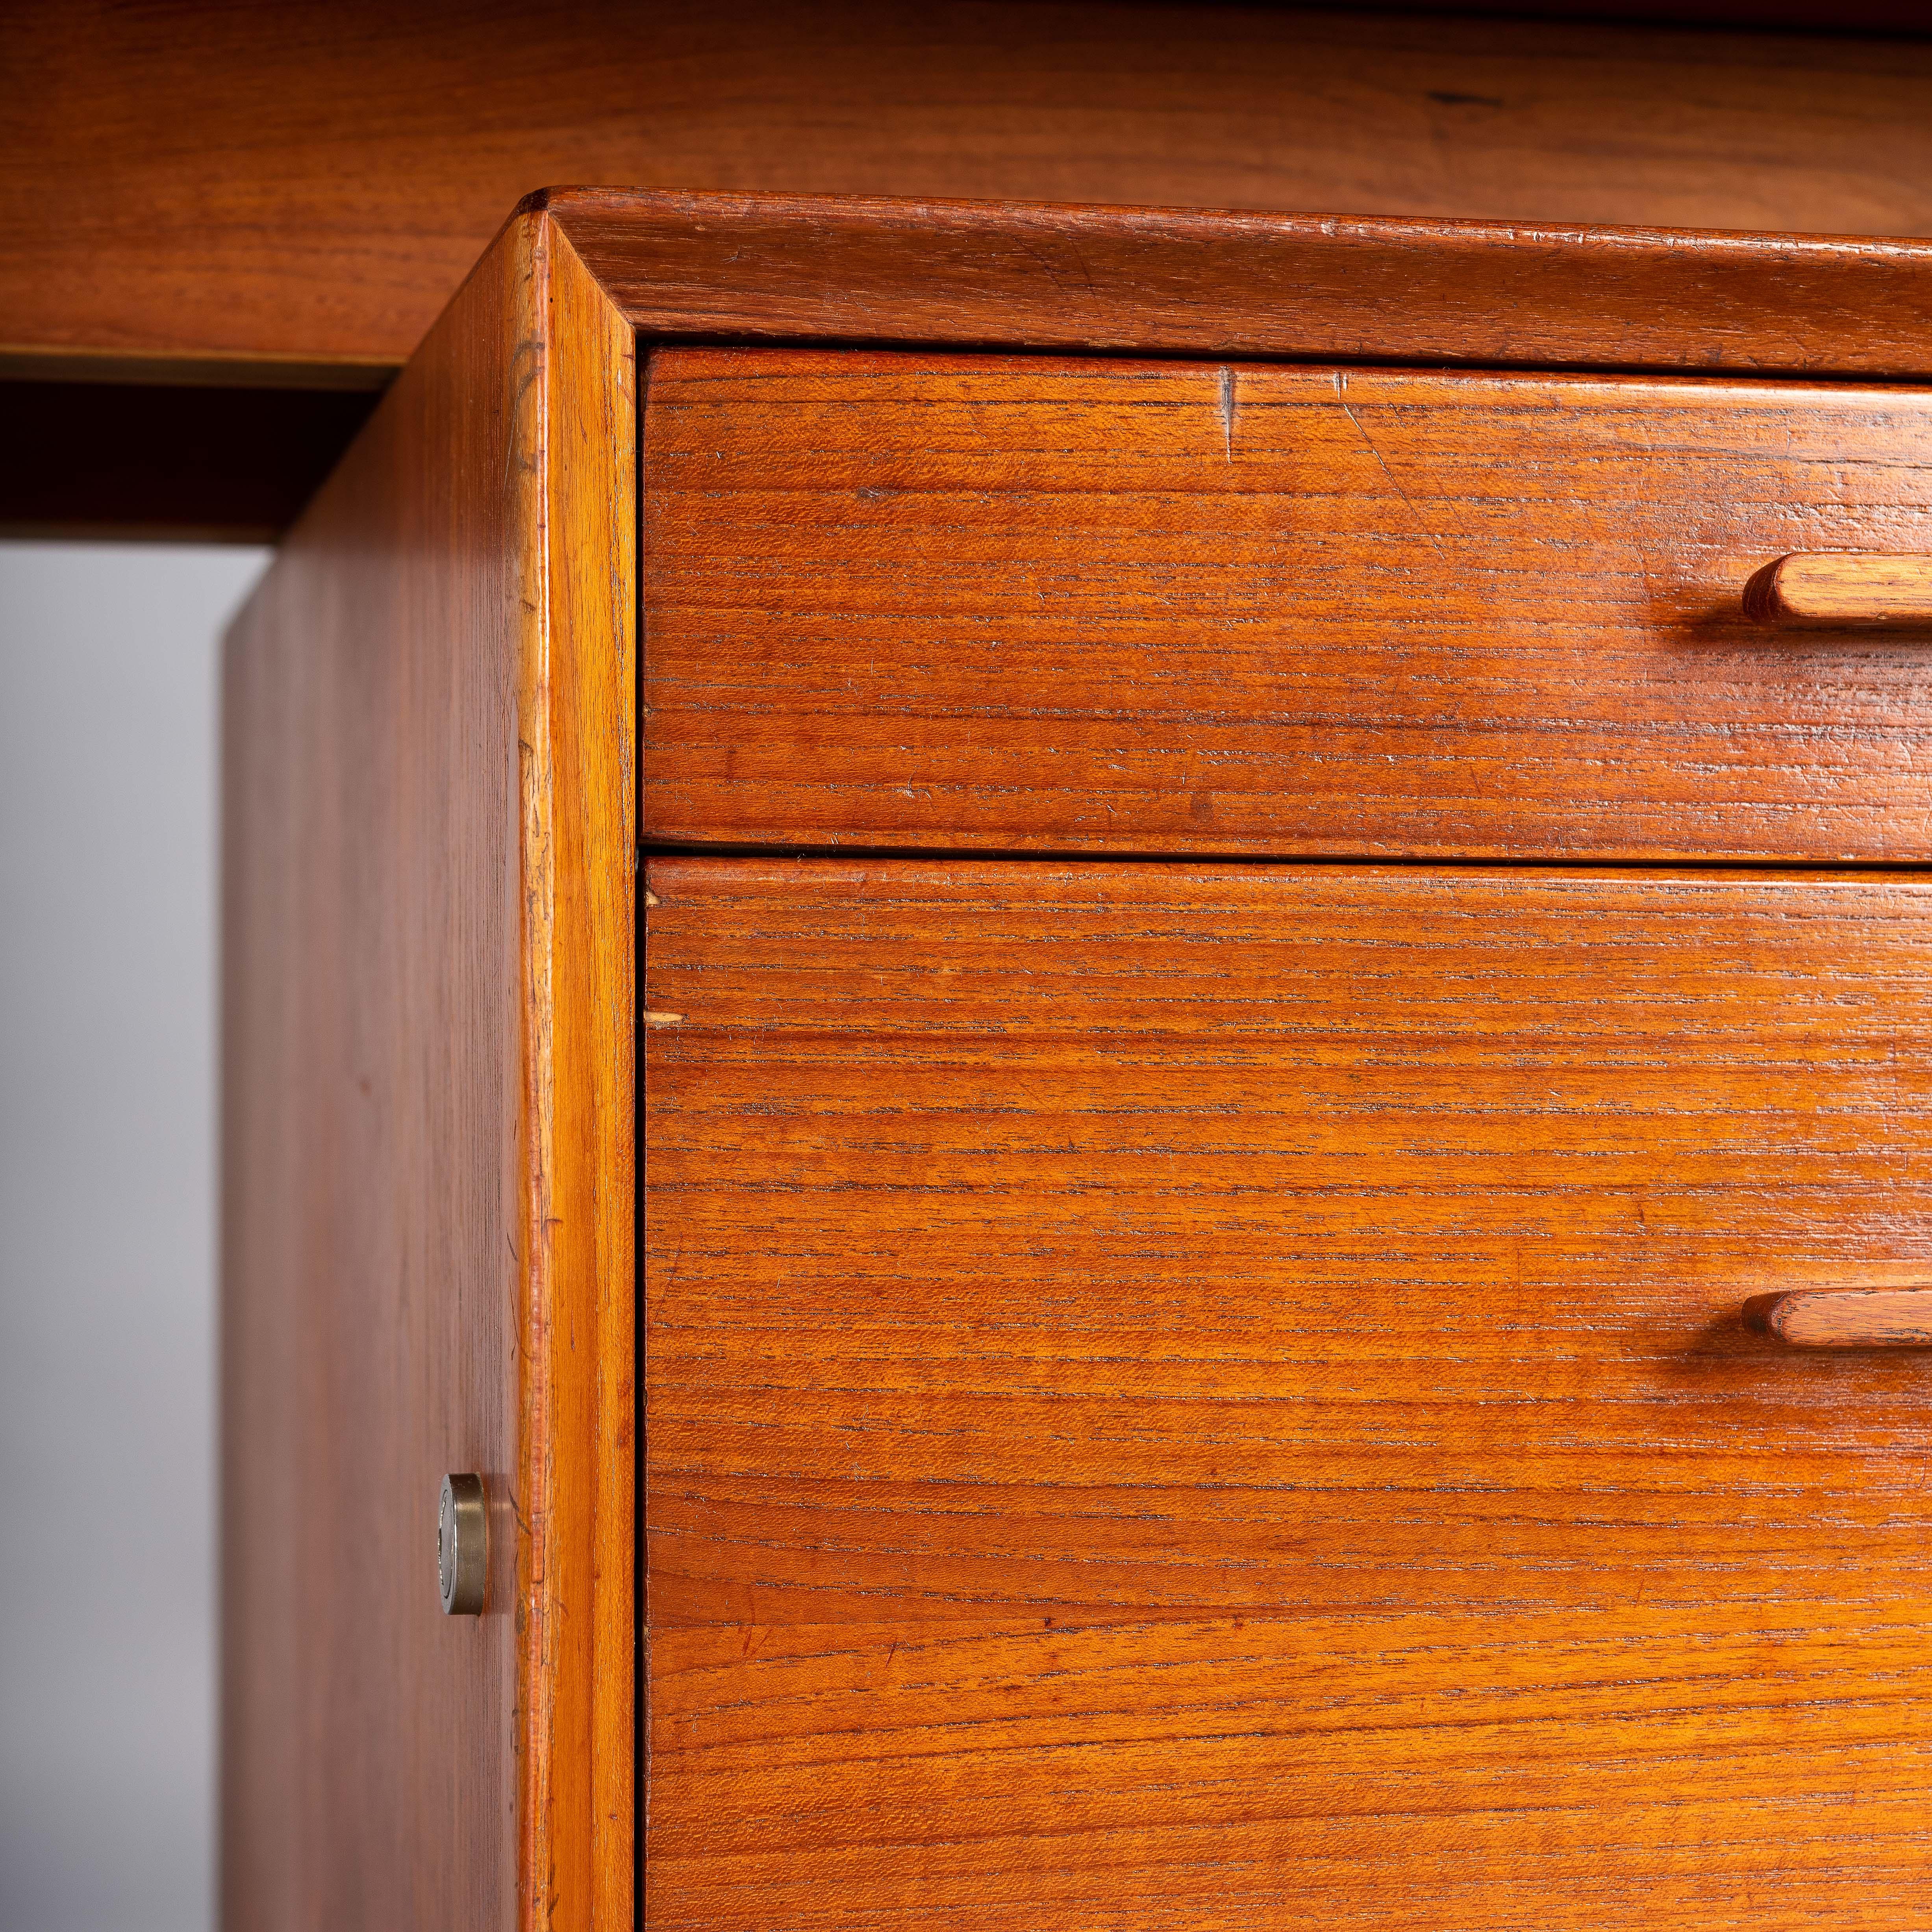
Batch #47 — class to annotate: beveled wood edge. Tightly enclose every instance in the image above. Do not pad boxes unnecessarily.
[1390,0,1932,26]
[543,218,638,1932]
[0,344,396,389]
[507,210,637,1932]
[31,185,1932,398]
[533,185,1932,381]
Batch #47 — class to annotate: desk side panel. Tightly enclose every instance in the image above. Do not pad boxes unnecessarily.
[220,213,635,1932]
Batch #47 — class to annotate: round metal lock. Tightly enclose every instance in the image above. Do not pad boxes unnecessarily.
[437,1473,487,1615]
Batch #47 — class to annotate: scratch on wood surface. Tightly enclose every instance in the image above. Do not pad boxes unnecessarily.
[641,351,1932,861]
[643,1009,684,1025]
[1332,366,1449,564]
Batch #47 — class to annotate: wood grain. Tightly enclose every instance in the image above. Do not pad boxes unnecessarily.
[538,222,639,1932]
[644,856,1932,1928]
[571,188,1932,384]
[643,348,1932,862]
[15,0,1932,378]
[1743,551,1932,625]
[221,206,633,1931]
[39,159,1932,541]
[1396,0,1932,21]
[1743,1287,1932,1345]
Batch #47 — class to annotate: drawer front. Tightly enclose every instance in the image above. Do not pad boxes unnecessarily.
[645,858,1932,1928]
[643,350,1932,861]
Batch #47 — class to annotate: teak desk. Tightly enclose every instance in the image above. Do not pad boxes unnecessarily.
[223,189,1932,1929]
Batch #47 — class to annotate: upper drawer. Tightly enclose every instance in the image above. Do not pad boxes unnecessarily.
[642,349,1932,861]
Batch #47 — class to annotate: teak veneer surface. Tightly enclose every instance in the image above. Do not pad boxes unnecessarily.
[644,857,1932,1929]
[221,207,634,1930]
[572,189,1932,382]
[221,184,1932,1926]
[35,167,1932,537]
[1396,0,1930,20]
[15,0,1932,377]
[644,348,1932,861]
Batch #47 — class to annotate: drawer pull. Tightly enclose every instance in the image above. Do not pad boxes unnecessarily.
[1744,553,1932,626]
[1742,1289,1932,1348]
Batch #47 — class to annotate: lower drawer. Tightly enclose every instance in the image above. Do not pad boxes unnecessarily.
[643,858,1932,1928]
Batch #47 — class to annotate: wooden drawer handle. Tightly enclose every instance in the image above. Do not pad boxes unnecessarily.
[1742,1289,1932,1348]
[1744,553,1932,626]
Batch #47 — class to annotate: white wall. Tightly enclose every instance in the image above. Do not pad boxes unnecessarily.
[0,543,269,1932]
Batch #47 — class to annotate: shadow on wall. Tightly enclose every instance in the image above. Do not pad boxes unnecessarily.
[0,542,268,1932]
